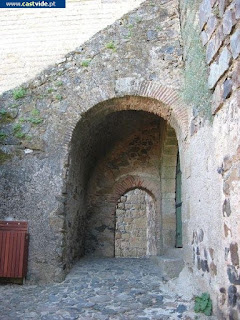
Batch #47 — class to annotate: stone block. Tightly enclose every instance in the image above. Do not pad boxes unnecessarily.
[162,216,176,226]
[236,0,240,19]
[230,242,239,266]
[208,47,232,89]
[161,179,176,193]
[151,254,184,279]
[162,154,177,166]
[199,0,212,30]
[162,229,176,248]
[232,61,240,89]
[206,15,218,39]
[223,9,236,35]
[116,209,125,215]
[166,128,177,138]
[206,25,225,64]
[165,137,178,146]
[201,31,208,46]
[230,29,240,59]
[219,0,226,17]
[117,202,125,209]
[162,199,175,214]
[120,196,127,202]
[161,192,176,199]
[223,78,232,99]
[212,82,224,114]
[161,166,176,179]
[164,145,178,156]
[147,30,158,41]
[134,218,147,229]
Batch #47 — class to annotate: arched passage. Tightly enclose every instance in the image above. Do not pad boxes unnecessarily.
[63,95,185,271]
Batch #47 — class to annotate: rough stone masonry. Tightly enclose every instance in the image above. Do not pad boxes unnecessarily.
[0,0,240,318]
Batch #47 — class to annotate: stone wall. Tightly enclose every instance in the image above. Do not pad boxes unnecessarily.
[179,0,240,318]
[200,0,240,115]
[0,0,185,283]
[115,189,155,258]
[0,0,239,317]
[0,0,143,94]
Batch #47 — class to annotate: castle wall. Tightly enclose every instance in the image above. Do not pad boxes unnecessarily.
[0,0,143,94]
[0,0,184,283]
[179,0,240,317]
[0,0,239,317]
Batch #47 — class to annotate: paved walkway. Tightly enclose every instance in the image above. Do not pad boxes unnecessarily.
[0,258,213,319]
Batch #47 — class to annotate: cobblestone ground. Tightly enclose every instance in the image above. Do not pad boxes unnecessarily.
[0,258,216,320]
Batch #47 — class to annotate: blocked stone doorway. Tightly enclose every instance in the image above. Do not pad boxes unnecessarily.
[115,188,157,258]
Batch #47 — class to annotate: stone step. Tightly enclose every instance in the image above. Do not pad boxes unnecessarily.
[150,249,184,280]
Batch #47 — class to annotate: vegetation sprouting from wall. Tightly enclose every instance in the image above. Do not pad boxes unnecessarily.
[180,0,212,120]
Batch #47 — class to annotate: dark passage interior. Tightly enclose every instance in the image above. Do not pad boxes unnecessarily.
[64,97,179,270]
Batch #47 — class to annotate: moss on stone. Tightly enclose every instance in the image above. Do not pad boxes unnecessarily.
[0,150,12,164]
[0,110,15,124]
[0,132,7,141]
[180,0,212,120]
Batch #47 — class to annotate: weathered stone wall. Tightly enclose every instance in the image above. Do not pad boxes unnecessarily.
[179,0,240,318]
[115,189,155,258]
[0,0,185,283]
[0,0,143,94]
[0,0,239,318]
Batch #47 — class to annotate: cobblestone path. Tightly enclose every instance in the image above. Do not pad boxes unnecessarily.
[0,258,215,320]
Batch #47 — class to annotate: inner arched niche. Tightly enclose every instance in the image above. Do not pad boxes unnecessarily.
[63,96,179,271]
[115,188,157,258]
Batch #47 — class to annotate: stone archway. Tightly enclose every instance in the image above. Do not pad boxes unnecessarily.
[63,93,186,270]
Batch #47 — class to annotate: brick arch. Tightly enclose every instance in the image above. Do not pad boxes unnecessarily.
[87,175,160,218]
[63,81,190,154]
[109,175,160,206]
[108,175,161,255]
[64,86,185,259]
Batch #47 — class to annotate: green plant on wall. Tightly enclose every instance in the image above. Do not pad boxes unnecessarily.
[13,87,27,100]
[0,132,7,141]
[55,80,63,86]
[181,0,212,120]
[105,41,117,52]
[194,292,212,316]
[0,110,7,116]
[55,94,63,101]
[13,123,25,139]
[81,59,91,67]
[28,109,43,124]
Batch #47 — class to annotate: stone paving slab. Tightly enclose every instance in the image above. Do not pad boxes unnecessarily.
[0,258,216,319]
